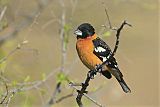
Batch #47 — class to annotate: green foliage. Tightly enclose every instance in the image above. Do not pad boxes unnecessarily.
[56,72,69,83]
[64,24,72,33]
[102,31,111,37]
[12,80,18,87]
[63,24,72,50]
[41,73,46,81]
[24,76,30,82]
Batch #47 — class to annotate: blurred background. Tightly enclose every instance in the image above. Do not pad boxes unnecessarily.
[0,0,159,107]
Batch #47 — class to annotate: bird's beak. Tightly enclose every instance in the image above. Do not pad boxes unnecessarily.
[74,29,82,36]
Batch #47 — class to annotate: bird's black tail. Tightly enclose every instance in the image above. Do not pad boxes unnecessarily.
[116,77,131,93]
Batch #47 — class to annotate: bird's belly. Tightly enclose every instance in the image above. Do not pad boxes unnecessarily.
[76,45,102,70]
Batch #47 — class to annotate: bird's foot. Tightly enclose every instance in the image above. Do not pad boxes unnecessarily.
[87,70,97,79]
[95,64,103,73]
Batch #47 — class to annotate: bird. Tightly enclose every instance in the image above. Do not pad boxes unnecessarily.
[74,23,131,93]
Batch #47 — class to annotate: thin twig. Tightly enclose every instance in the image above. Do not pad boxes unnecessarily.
[69,83,104,107]
[0,83,8,104]
[55,93,74,103]
[48,82,61,105]
[46,0,68,106]
[0,40,28,64]
[104,8,112,29]
[5,91,15,107]
[0,6,7,23]
[112,20,132,56]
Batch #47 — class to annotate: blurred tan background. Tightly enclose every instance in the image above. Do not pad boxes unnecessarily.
[0,0,159,107]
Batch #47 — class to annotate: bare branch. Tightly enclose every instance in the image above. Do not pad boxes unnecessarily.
[104,8,112,29]
[0,6,7,23]
[5,91,15,107]
[0,83,8,104]
[48,82,61,105]
[0,40,28,64]
[55,93,74,103]
[69,82,104,107]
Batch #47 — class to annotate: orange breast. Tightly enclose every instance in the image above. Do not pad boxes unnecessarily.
[76,35,102,70]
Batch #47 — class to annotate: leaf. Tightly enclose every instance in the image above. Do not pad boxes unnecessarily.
[64,35,69,50]
[64,24,71,33]
[12,80,17,86]
[24,76,30,82]
[63,24,71,50]
[102,31,111,37]
[56,72,68,83]
[41,73,46,81]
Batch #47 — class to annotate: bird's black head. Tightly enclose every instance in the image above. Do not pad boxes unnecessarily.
[74,23,95,39]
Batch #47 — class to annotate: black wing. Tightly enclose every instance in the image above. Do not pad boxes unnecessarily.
[92,37,120,71]
[93,37,131,93]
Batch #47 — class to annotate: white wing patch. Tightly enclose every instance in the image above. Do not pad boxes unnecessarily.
[100,56,107,62]
[95,47,106,52]
[114,64,118,68]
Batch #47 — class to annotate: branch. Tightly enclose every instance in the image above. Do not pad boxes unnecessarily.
[0,6,7,23]
[0,40,28,64]
[0,83,8,104]
[69,82,104,107]
[46,0,78,106]
[47,82,61,105]
[54,90,75,104]
[112,20,132,56]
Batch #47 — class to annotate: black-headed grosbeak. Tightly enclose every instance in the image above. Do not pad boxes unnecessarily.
[74,23,131,93]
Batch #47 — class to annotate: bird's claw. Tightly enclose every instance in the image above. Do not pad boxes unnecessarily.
[87,70,96,79]
[95,64,103,73]
[87,64,103,79]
